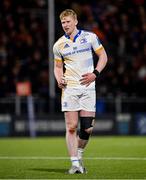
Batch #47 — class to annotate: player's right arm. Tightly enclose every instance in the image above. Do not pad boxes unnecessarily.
[54,60,66,89]
[53,43,66,89]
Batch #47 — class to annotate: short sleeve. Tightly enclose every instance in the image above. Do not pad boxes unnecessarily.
[53,44,62,61]
[91,33,103,52]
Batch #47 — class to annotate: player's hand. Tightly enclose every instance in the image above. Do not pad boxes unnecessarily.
[58,77,67,89]
[80,73,96,87]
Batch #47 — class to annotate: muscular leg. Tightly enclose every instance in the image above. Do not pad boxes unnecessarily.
[78,110,95,159]
[65,111,78,157]
[65,111,85,173]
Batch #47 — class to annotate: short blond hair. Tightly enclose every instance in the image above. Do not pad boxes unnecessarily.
[59,9,77,20]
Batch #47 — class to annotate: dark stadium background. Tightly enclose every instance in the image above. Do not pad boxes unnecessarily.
[0,0,146,137]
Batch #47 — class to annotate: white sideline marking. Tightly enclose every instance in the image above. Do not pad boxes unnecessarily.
[0,156,146,160]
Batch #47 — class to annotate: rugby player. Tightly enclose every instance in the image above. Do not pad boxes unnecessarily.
[53,9,108,174]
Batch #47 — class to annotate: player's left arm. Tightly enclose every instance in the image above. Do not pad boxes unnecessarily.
[80,47,108,86]
[94,46,108,73]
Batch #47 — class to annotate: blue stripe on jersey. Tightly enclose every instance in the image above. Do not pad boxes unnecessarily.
[96,37,101,45]
[64,30,82,42]
[64,34,70,39]
[73,30,81,42]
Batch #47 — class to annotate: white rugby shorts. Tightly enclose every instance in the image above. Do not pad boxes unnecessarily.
[61,88,96,112]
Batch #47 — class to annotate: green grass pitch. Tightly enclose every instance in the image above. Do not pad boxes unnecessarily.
[0,136,146,179]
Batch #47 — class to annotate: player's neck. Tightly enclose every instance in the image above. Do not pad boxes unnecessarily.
[70,28,78,40]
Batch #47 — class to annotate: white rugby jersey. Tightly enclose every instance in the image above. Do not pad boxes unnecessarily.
[53,30,103,89]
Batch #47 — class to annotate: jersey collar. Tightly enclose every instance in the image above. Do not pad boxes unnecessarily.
[65,30,82,42]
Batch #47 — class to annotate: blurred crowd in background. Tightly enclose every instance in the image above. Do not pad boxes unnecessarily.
[0,0,48,98]
[0,0,146,100]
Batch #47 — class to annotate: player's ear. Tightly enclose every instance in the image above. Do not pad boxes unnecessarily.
[75,19,78,26]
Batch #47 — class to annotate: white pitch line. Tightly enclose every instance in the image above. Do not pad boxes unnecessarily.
[1,179,143,180]
[0,156,146,160]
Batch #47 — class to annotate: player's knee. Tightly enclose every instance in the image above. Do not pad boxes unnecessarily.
[67,126,77,134]
[79,117,95,140]
[85,126,93,134]
[79,129,90,140]
[68,128,76,133]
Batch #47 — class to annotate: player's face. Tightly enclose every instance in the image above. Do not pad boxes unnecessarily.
[61,15,78,36]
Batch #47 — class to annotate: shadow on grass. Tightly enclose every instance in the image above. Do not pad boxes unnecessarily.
[29,167,66,174]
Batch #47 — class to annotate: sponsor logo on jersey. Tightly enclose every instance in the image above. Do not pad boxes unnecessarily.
[64,43,70,48]
[73,47,77,50]
[80,38,87,44]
